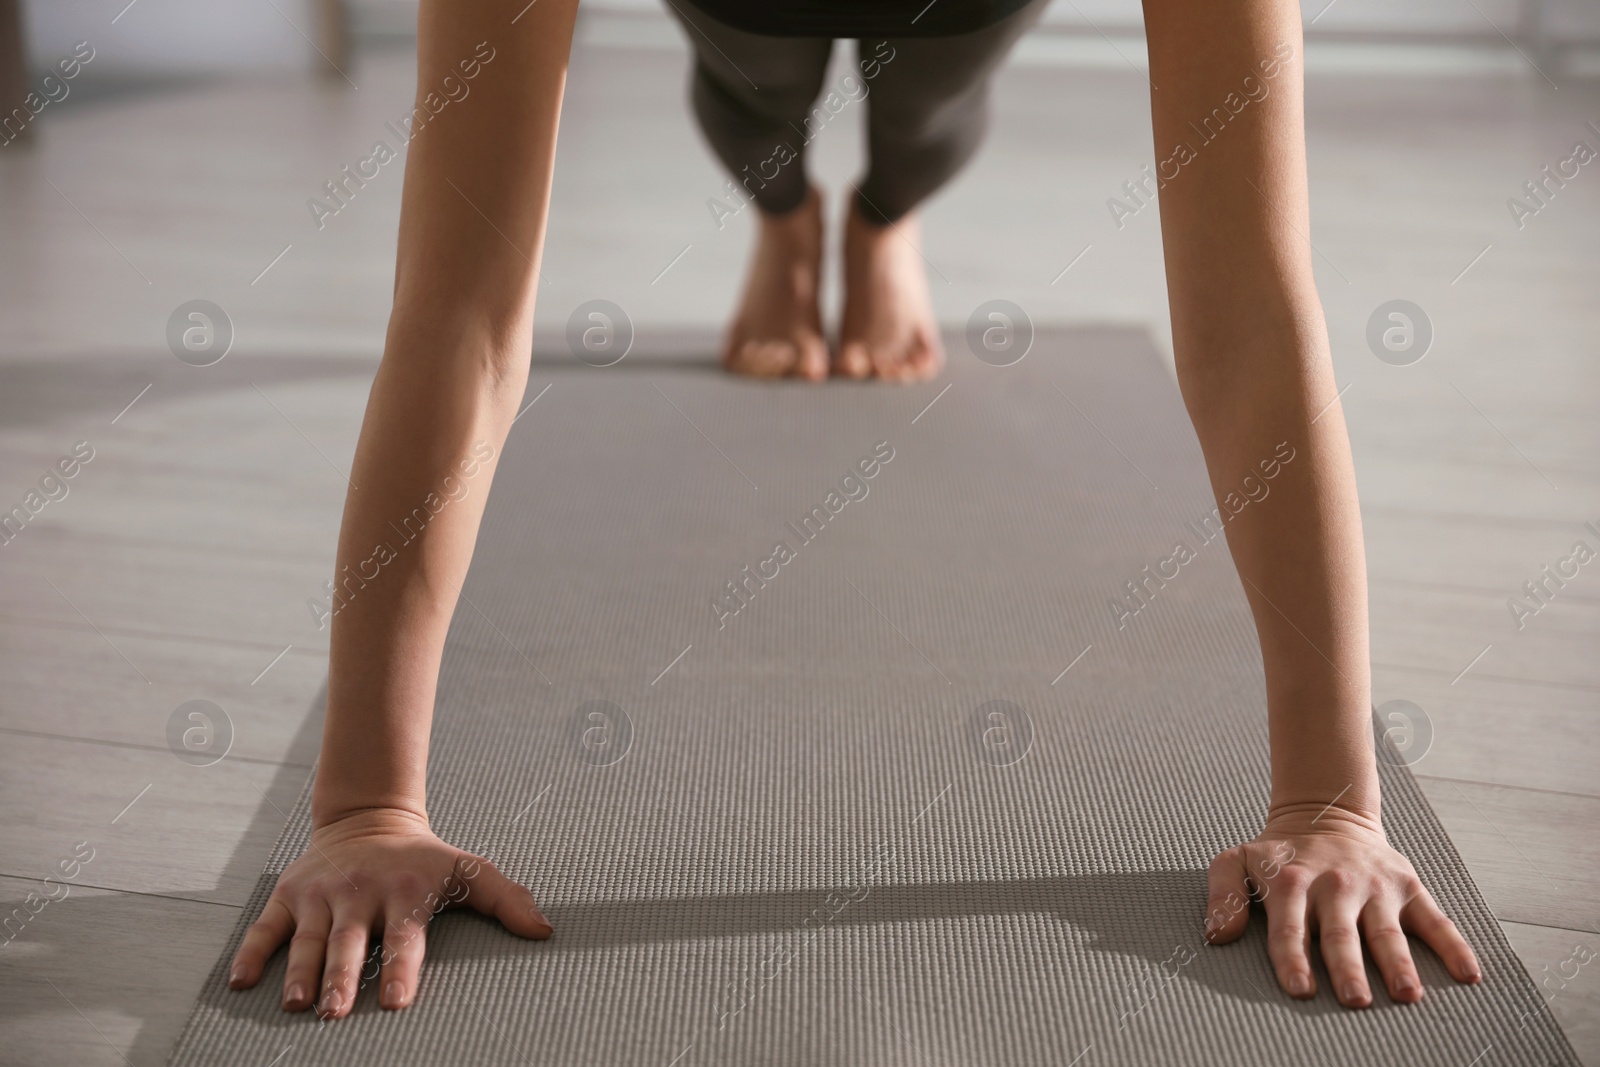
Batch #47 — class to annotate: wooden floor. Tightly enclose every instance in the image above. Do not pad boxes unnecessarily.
[1,18,1596,1065]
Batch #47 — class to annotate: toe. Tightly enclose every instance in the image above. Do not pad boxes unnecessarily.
[871,343,917,383]
[719,330,744,373]
[905,334,944,382]
[795,337,828,382]
[730,341,794,379]
[834,342,872,380]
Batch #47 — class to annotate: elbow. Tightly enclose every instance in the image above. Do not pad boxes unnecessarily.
[1170,308,1331,432]
[382,292,533,410]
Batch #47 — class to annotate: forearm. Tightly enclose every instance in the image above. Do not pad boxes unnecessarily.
[1143,0,1377,820]
[311,0,579,826]
[312,353,524,824]
[1182,336,1377,821]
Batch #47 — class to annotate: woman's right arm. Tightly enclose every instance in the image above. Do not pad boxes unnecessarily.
[228,0,581,1017]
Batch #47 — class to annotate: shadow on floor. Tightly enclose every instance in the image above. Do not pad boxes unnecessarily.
[0,680,331,1066]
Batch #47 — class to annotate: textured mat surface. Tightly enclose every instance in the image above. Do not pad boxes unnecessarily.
[170,326,1578,1066]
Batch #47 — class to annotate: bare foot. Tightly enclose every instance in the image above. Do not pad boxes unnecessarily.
[836,201,943,382]
[723,187,828,382]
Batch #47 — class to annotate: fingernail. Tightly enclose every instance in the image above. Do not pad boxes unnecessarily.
[319,989,341,1016]
[1290,974,1312,997]
[228,966,245,988]
[530,905,552,928]
[1203,917,1218,937]
[382,981,404,1008]
[1395,975,1417,994]
[285,983,306,1006]
[1343,982,1367,1005]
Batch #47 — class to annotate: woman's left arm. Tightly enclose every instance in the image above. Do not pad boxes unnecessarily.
[1138,0,1481,1006]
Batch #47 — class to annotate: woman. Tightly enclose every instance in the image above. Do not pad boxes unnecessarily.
[227,0,1482,1019]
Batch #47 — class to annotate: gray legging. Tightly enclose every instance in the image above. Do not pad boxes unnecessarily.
[667,0,1050,225]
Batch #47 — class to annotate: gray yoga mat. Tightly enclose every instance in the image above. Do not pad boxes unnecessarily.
[169,326,1579,1066]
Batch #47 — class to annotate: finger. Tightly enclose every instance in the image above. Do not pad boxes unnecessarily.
[379,900,431,1010]
[454,854,553,939]
[1361,897,1422,1004]
[1313,876,1372,1008]
[1401,890,1482,985]
[230,896,294,990]
[281,900,331,1012]
[1203,847,1252,945]
[318,904,377,1020]
[1262,869,1314,998]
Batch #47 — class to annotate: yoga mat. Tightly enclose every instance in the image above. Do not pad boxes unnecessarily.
[169,326,1579,1066]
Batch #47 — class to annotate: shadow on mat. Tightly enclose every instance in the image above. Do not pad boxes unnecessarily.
[501,870,1422,1018]
[0,867,1431,1060]
[220,872,1432,1025]
[188,867,1433,1029]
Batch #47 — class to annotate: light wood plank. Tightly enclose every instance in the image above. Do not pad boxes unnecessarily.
[0,618,325,766]
[0,531,332,653]
[1369,580,1600,691]
[1500,920,1600,1067]
[0,732,311,907]
[0,367,367,561]
[1353,454,1598,526]
[1416,778,1600,930]
[0,874,239,1067]
[1364,508,1600,598]
[1372,663,1600,798]
[1338,362,1600,478]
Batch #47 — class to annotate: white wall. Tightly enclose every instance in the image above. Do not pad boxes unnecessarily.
[22,0,321,77]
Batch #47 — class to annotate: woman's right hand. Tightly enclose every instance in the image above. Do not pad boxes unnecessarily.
[226,807,552,1016]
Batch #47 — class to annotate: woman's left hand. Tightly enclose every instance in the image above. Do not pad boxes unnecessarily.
[1203,807,1482,1007]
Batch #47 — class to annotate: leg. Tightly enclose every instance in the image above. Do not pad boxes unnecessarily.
[837,0,1049,381]
[667,4,834,379]
[856,0,1047,225]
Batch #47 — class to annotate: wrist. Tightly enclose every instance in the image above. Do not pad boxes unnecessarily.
[1266,789,1382,837]
[311,780,428,831]
[307,805,433,848]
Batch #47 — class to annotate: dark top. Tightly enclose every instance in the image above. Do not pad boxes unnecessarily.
[678,0,1038,38]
